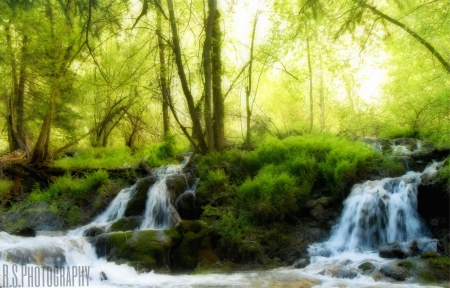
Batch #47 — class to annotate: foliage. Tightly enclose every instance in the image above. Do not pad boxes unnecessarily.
[0,180,13,198]
[54,147,139,169]
[29,170,109,203]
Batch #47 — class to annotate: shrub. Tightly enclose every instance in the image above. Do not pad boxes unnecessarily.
[0,180,13,198]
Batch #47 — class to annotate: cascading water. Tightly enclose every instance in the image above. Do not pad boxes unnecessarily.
[309,162,442,257]
[0,154,447,287]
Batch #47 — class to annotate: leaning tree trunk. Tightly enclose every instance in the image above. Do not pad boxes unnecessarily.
[166,0,208,154]
[362,2,450,74]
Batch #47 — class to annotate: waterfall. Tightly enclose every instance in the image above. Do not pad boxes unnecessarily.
[70,156,194,235]
[308,162,442,257]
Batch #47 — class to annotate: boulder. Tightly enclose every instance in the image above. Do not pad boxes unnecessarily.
[379,263,409,281]
[110,216,143,232]
[293,258,309,269]
[124,176,157,217]
[4,202,64,231]
[175,192,197,220]
[11,227,36,237]
[379,242,413,259]
[166,174,188,202]
[358,261,374,272]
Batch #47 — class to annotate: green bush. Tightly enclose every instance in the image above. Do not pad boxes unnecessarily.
[236,168,300,223]
[29,170,109,202]
[0,180,13,198]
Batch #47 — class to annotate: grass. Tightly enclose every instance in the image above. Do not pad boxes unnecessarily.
[53,135,181,169]
[0,179,13,198]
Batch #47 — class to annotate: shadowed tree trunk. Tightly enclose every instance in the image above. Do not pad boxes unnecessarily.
[212,8,225,151]
[156,6,170,138]
[203,0,217,152]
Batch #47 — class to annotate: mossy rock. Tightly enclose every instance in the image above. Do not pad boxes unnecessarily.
[94,229,181,271]
[110,216,142,232]
[420,251,440,259]
[398,260,415,269]
[172,231,200,270]
[197,236,221,269]
[124,176,157,217]
[166,175,188,202]
[178,220,204,234]
[358,262,374,272]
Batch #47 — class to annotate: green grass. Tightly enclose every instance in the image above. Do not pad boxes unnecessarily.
[29,170,109,203]
[0,179,13,198]
[53,136,182,169]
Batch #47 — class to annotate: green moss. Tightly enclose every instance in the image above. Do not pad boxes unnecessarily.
[105,230,177,271]
[124,177,156,217]
[419,272,437,282]
[0,180,13,197]
[429,256,450,271]
[358,262,374,271]
[110,218,140,231]
[399,261,415,269]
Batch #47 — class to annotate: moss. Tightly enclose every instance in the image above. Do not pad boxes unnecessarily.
[124,177,156,217]
[419,272,437,282]
[429,256,450,271]
[358,262,374,271]
[179,220,204,234]
[399,260,415,269]
[172,231,200,270]
[110,217,141,232]
[103,230,177,271]
[197,236,221,269]
[420,251,440,259]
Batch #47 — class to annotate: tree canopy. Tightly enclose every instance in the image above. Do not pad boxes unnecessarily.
[0,0,448,162]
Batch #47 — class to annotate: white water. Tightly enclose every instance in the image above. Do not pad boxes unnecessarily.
[309,162,441,257]
[0,159,446,287]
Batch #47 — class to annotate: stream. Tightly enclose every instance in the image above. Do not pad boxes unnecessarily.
[0,156,447,287]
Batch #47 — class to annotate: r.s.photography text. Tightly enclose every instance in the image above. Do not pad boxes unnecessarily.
[1,265,90,287]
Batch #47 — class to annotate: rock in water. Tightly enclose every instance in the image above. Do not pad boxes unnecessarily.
[100,271,108,281]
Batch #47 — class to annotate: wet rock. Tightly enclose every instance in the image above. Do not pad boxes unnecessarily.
[124,176,157,217]
[83,227,105,237]
[166,174,188,201]
[100,271,108,281]
[293,258,309,269]
[380,263,409,281]
[337,268,358,279]
[358,261,374,272]
[379,242,414,259]
[11,227,36,237]
[420,251,440,259]
[4,202,64,231]
[110,216,143,232]
[175,192,198,220]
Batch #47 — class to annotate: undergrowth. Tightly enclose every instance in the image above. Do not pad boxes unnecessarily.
[198,134,379,262]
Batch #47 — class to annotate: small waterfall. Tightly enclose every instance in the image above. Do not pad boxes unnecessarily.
[70,155,195,235]
[140,163,186,230]
[309,162,442,257]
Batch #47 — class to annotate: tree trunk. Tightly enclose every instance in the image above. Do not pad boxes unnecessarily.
[16,35,28,140]
[246,12,258,149]
[156,7,170,138]
[319,53,325,132]
[4,22,27,152]
[212,8,225,151]
[203,0,217,152]
[167,0,208,154]
[31,92,57,163]
[306,27,313,133]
